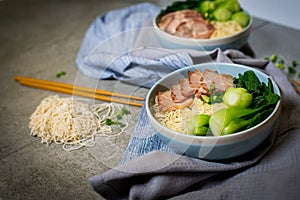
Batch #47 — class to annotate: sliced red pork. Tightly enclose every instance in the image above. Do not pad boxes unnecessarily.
[203,69,234,92]
[158,90,193,113]
[180,78,195,97]
[157,69,234,113]
[158,9,215,39]
[157,90,177,113]
[171,84,191,103]
[188,70,208,97]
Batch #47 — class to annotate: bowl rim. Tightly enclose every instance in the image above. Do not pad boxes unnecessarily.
[153,10,253,45]
[146,63,281,144]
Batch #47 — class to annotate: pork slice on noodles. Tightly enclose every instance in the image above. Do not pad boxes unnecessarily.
[203,69,234,92]
[171,84,191,103]
[188,70,208,98]
[158,89,193,113]
[180,78,195,97]
[220,73,235,89]
[157,90,177,112]
[188,70,204,88]
[171,84,193,109]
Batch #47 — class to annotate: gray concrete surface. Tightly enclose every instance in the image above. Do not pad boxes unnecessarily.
[0,0,300,200]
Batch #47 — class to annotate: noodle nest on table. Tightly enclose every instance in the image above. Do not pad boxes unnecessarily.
[29,95,129,151]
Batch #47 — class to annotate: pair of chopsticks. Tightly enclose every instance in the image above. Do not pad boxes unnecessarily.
[291,79,300,93]
[15,76,144,107]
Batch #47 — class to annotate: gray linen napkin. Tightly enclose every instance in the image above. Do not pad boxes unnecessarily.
[89,49,300,200]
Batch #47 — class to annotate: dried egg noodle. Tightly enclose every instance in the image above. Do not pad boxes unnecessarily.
[154,97,226,134]
[210,21,243,39]
[29,95,129,151]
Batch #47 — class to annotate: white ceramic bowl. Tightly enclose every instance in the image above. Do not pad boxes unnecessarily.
[146,63,281,160]
[153,12,252,51]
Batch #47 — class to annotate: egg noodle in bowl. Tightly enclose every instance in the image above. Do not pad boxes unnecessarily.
[29,95,130,151]
[210,21,243,39]
[152,67,235,138]
[154,97,225,134]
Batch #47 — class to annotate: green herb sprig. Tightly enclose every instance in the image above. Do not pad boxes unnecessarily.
[105,107,131,128]
[56,71,66,78]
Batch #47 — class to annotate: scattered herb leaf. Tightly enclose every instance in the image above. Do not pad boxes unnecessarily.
[288,66,296,74]
[105,118,113,126]
[116,114,122,120]
[56,71,66,78]
[120,107,130,116]
[275,62,285,70]
[292,60,298,67]
[105,107,130,128]
[265,54,277,63]
[266,54,299,75]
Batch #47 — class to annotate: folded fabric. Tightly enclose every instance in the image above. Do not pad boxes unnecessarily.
[75,3,300,200]
[75,2,256,88]
[90,50,300,200]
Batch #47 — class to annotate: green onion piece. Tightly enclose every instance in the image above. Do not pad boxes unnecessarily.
[268,54,278,63]
[120,107,130,116]
[275,63,285,70]
[288,66,296,74]
[292,60,298,67]
[105,118,113,126]
[56,71,66,78]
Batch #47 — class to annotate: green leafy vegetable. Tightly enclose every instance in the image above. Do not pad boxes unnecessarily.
[197,1,216,20]
[231,11,250,27]
[187,114,211,136]
[157,0,203,21]
[213,7,232,21]
[209,102,275,136]
[223,87,252,108]
[199,1,216,14]
[217,0,241,13]
[209,107,255,135]
[209,70,280,136]
[233,70,280,109]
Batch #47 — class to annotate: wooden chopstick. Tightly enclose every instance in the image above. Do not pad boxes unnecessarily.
[15,76,144,101]
[15,76,144,107]
[291,79,300,92]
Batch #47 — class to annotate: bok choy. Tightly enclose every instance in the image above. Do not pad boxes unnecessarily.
[209,70,280,136]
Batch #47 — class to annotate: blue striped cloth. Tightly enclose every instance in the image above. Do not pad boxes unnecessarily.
[76,2,194,88]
